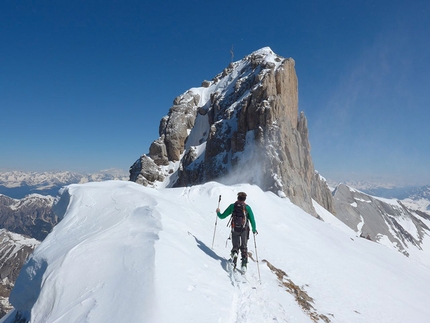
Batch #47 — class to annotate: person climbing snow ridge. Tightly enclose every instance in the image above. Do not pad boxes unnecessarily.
[216,192,257,272]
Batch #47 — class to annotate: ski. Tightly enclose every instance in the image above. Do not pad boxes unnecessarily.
[228,258,237,271]
[227,258,245,285]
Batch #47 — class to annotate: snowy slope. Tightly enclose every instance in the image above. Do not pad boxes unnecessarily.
[4,181,430,323]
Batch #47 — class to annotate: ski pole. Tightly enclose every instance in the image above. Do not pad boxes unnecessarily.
[253,232,261,282]
[211,195,221,249]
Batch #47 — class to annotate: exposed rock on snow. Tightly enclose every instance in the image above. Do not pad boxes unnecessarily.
[0,229,39,318]
[130,47,333,216]
[263,259,332,323]
[0,194,57,241]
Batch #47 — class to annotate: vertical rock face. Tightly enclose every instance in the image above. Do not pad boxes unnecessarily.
[130,47,334,216]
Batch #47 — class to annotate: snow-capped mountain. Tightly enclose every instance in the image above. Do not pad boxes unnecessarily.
[0,229,39,318]
[2,181,430,323]
[401,195,430,214]
[130,47,333,217]
[326,179,399,191]
[332,184,430,267]
[0,170,128,198]
[327,181,430,215]
[0,171,86,189]
[0,194,57,241]
[362,185,430,214]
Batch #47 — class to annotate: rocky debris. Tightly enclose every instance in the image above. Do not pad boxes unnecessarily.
[263,259,332,323]
[130,47,334,216]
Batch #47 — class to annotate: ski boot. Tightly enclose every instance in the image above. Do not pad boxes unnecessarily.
[230,251,238,269]
[241,258,247,273]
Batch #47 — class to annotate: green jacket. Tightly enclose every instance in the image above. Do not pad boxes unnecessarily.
[217,202,257,233]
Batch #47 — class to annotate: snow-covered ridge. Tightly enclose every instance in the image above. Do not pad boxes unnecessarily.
[4,181,430,322]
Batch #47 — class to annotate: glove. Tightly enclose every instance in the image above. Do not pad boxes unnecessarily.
[216,208,220,213]
[253,230,258,235]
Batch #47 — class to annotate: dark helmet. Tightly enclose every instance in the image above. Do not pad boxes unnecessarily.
[237,192,247,201]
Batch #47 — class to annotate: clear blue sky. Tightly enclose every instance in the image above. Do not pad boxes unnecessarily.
[1,1,429,185]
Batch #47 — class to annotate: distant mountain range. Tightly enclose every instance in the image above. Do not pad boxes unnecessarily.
[327,180,430,214]
[332,184,430,267]
[361,185,430,214]
[362,184,430,200]
[0,170,128,199]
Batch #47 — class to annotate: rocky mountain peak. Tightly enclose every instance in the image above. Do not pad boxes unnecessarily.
[130,48,333,216]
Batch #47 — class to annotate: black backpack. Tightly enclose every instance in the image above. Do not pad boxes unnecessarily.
[231,201,248,232]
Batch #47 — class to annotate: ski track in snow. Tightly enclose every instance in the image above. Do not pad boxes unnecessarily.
[223,258,289,322]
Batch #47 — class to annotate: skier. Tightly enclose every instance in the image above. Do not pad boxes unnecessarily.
[216,192,257,271]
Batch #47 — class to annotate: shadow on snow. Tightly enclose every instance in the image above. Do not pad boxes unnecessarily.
[188,232,230,273]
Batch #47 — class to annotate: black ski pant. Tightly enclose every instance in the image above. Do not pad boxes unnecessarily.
[231,227,249,263]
